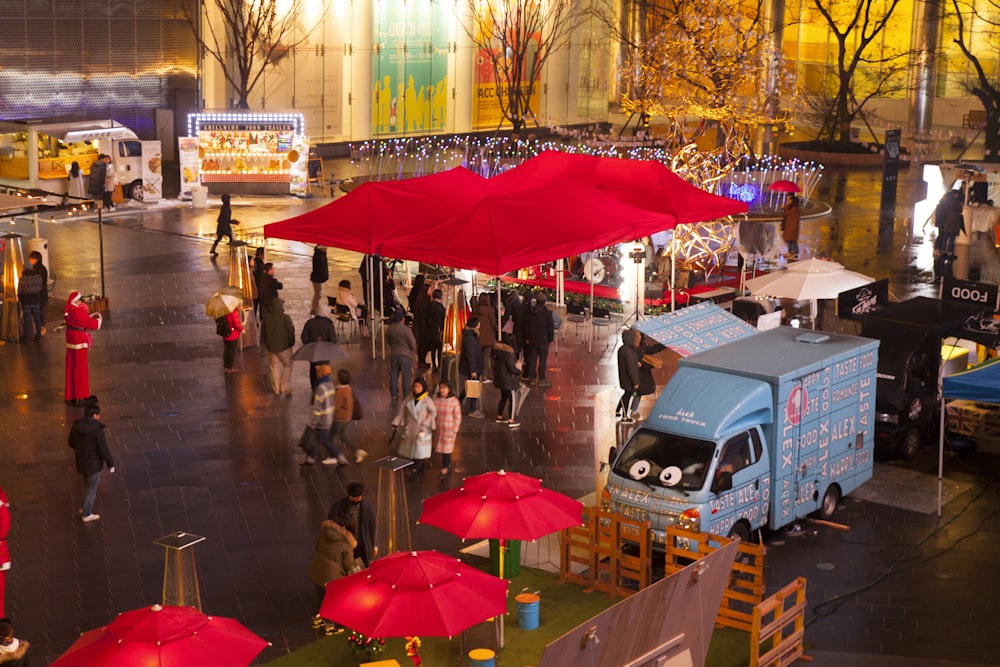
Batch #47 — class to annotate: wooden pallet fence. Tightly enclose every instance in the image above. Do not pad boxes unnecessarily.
[750,577,808,667]
[661,526,767,632]
[558,507,651,596]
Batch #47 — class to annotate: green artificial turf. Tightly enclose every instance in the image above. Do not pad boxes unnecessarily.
[266,566,753,666]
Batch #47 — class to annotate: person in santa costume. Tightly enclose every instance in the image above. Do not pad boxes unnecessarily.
[64,291,102,407]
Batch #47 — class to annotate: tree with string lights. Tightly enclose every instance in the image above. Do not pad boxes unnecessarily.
[950,0,1000,161]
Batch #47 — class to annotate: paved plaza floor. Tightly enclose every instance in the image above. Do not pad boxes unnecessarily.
[2,164,1000,666]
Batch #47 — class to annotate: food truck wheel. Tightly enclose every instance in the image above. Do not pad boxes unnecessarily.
[728,521,752,544]
[819,484,841,520]
[126,180,144,201]
[899,428,921,461]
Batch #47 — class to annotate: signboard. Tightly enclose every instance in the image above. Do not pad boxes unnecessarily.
[941,276,999,310]
[836,278,890,320]
[288,135,310,197]
[471,2,542,130]
[177,137,200,199]
[633,302,757,357]
[881,129,901,208]
[138,140,163,202]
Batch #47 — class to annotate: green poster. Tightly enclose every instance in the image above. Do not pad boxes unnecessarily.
[372,0,450,134]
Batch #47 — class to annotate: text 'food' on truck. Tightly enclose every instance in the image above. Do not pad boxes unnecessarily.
[859,296,999,461]
[603,327,879,547]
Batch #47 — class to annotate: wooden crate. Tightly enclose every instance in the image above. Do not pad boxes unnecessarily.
[85,297,110,314]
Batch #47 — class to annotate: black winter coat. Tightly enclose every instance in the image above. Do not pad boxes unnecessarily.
[458,327,483,376]
[301,315,337,344]
[68,416,114,475]
[492,342,520,391]
[525,304,554,347]
[310,248,329,283]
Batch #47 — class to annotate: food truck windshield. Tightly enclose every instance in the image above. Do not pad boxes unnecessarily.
[613,428,716,492]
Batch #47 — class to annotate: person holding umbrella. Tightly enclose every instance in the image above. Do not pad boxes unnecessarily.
[782,193,801,258]
[301,306,337,390]
[305,365,347,467]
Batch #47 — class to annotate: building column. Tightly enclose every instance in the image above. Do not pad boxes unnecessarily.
[908,0,943,133]
[759,0,784,155]
[349,0,373,141]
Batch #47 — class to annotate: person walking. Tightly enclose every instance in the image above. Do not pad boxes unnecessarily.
[327,482,377,567]
[410,277,430,368]
[17,263,44,343]
[332,369,367,464]
[209,193,236,256]
[309,245,329,314]
[617,329,642,424]
[523,292,554,388]
[301,306,337,389]
[64,291,103,407]
[261,297,295,396]
[433,381,462,477]
[393,377,437,474]
[220,305,244,374]
[386,309,417,401]
[26,252,48,337]
[493,333,521,427]
[307,518,355,636]
[458,317,485,418]
[258,263,283,315]
[304,365,348,466]
[425,288,446,371]
[68,404,115,523]
[782,193,801,257]
[475,293,498,381]
[87,154,107,205]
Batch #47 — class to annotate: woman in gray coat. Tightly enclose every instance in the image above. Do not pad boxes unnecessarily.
[392,377,437,474]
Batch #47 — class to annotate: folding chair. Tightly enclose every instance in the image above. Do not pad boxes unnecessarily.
[328,297,357,341]
[563,302,590,341]
[590,306,612,349]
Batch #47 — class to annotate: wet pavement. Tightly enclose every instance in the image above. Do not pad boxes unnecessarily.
[2,158,999,666]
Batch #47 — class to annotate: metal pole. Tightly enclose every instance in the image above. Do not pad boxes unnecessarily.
[98,206,105,298]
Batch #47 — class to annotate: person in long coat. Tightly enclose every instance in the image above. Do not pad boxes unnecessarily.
[432,381,462,477]
[492,334,521,426]
[210,193,235,256]
[617,328,642,423]
[392,377,437,474]
[64,291,103,406]
[781,193,801,257]
[475,293,498,380]
[306,518,355,635]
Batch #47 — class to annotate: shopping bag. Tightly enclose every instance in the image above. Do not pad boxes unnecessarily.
[298,426,319,457]
[465,379,483,398]
[413,430,433,459]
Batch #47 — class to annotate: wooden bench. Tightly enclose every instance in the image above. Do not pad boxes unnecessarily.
[963,109,987,129]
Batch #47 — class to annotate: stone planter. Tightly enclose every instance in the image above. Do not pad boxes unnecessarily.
[778,142,885,167]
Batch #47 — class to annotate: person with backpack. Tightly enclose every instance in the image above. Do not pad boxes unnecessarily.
[331,369,367,464]
[218,306,244,375]
[17,262,44,343]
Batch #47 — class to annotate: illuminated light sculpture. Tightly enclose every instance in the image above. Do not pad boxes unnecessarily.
[672,220,737,279]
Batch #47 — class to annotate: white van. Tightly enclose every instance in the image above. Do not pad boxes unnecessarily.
[0,119,145,200]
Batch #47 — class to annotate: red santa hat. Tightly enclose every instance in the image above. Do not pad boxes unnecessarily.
[65,291,82,314]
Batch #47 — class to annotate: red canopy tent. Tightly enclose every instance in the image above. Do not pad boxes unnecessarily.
[490,151,748,224]
[265,167,678,272]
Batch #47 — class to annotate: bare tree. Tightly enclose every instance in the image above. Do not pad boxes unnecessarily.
[950,0,1000,161]
[465,0,584,133]
[808,0,909,148]
[182,0,313,109]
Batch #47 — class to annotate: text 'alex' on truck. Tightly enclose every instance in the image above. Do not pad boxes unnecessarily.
[602,326,879,546]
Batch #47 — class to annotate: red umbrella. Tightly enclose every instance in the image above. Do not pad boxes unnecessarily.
[769,179,801,193]
[418,470,584,576]
[49,604,269,667]
[319,550,508,638]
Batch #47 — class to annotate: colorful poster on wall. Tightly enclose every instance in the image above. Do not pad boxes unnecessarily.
[472,8,542,130]
[140,140,162,202]
[372,0,450,134]
[178,137,201,199]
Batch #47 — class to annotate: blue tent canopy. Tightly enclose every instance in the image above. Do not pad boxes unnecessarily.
[943,358,1000,404]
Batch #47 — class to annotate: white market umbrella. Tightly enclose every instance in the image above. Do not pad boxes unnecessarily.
[744,258,874,301]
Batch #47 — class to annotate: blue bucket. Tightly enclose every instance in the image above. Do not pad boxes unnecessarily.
[516,593,540,630]
[469,648,496,667]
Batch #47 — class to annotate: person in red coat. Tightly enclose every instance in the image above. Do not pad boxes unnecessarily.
[222,307,244,374]
[64,291,102,406]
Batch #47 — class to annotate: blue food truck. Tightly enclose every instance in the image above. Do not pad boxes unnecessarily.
[603,326,879,545]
